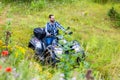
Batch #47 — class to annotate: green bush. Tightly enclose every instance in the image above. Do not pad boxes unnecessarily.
[1,0,32,3]
[54,0,75,3]
[30,0,46,10]
[91,0,120,4]
[108,7,120,27]
[92,0,108,4]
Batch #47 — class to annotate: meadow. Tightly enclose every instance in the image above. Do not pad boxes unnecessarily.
[0,0,120,80]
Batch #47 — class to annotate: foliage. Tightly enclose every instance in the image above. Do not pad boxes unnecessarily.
[91,0,120,4]
[1,0,32,3]
[30,0,46,11]
[108,7,120,27]
[57,53,85,79]
[0,0,120,80]
[92,0,109,4]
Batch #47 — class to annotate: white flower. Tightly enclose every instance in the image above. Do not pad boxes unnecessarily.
[12,68,20,78]
[60,73,65,77]
[59,77,65,80]
[71,77,76,80]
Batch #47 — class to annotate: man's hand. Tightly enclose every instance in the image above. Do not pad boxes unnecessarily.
[46,33,51,36]
[48,33,51,36]
[65,31,73,35]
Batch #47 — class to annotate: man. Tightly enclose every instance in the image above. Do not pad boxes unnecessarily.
[45,14,66,46]
[45,14,65,36]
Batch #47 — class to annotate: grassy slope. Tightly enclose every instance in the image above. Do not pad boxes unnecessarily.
[0,0,120,80]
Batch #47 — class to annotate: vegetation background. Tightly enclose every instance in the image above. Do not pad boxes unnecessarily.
[0,0,120,80]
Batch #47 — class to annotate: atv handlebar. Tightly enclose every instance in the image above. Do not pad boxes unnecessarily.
[64,27,73,35]
[65,31,73,35]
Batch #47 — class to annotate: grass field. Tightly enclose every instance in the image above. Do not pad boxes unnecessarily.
[0,0,120,80]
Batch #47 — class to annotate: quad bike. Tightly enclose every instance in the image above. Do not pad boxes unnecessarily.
[28,27,85,65]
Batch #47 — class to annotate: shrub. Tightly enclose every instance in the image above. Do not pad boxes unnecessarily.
[1,0,32,3]
[92,0,108,4]
[30,0,45,11]
[108,7,120,27]
[91,0,120,4]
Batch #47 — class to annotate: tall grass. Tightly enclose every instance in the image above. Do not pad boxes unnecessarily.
[0,0,120,80]
[91,0,120,4]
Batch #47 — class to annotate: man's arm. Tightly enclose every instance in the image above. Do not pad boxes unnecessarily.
[45,23,51,35]
[55,21,65,32]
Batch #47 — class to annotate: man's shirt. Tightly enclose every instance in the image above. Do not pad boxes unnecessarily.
[45,21,65,36]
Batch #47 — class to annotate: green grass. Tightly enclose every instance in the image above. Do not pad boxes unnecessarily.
[0,0,120,80]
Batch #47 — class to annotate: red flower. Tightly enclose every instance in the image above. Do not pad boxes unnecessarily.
[0,66,2,70]
[5,67,12,72]
[1,51,9,56]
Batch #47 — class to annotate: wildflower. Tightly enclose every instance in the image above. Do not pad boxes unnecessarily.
[60,78,65,80]
[0,40,3,46]
[71,77,76,80]
[0,57,6,63]
[5,67,12,72]
[60,73,65,77]
[45,72,52,79]
[15,52,18,58]
[19,47,25,54]
[0,66,2,71]
[59,73,65,80]
[31,78,38,80]
[13,72,20,78]
[15,46,26,54]
[2,46,7,49]
[38,66,42,72]
[34,62,42,72]
[12,68,20,78]
[1,50,9,56]
[2,45,11,50]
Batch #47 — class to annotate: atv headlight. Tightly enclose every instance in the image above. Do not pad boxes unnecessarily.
[59,39,67,45]
[36,41,42,48]
[75,47,80,53]
[54,48,63,57]
[72,45,80,53]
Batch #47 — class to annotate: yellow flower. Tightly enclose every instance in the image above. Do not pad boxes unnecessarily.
[15,45,19,49]
[45,72,53,79]
[38,66,42,72]
[19,47,26,54]
[2,45,7,48]
[33,62,43,72]
[15,45,26,54]
[0,40,3,46]
[9,47,13,52]
[2,45,11,49]
[15,52,18,58]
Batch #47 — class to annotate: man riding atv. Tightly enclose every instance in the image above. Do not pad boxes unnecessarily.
[44,14,66,46]
[45,14,65,36]
[28,14,85,65]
